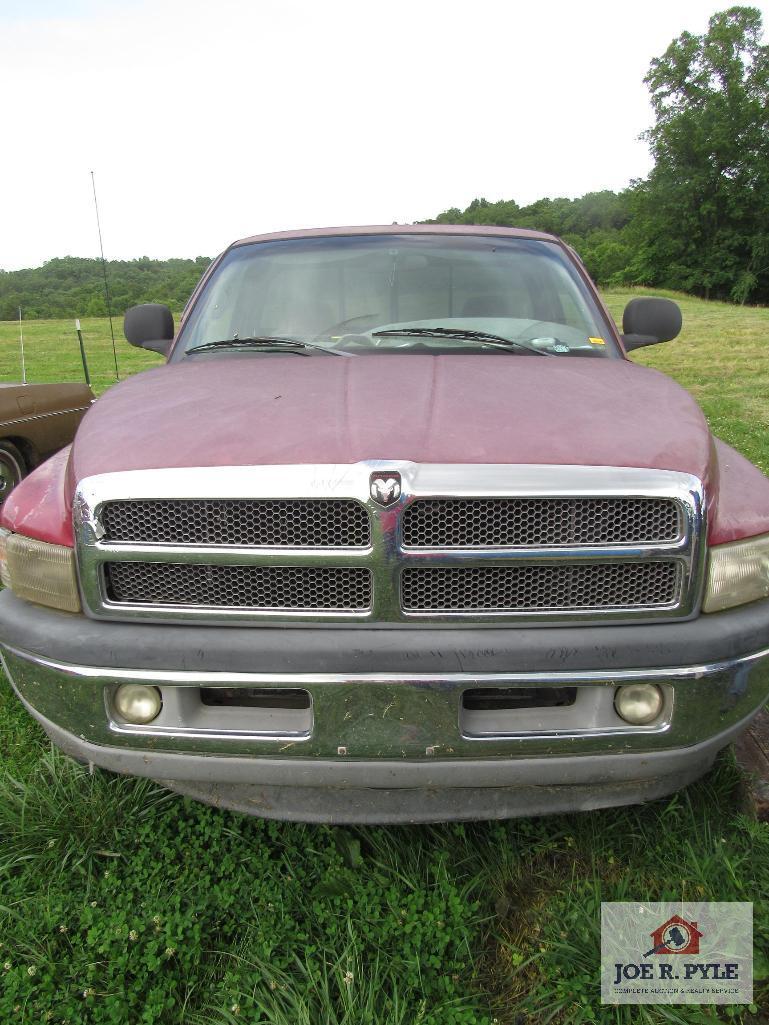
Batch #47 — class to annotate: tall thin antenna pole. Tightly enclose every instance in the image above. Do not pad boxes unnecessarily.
[18,307,26,384]
[90,170,120,380]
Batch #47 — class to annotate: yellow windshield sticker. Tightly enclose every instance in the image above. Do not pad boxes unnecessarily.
[589,336,606,345]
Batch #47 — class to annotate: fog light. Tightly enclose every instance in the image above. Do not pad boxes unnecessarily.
[113,684,162,724]
[614,684,664,725]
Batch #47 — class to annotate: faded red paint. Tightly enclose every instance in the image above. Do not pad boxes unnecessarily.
[232,222,556,248]
[709,438,769,544]
[1,445,74,546]
[67,355,713,478]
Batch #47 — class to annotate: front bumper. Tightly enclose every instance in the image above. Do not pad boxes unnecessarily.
[1,591,769,823]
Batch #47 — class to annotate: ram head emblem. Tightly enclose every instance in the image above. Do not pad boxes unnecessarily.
[369,472,402,507]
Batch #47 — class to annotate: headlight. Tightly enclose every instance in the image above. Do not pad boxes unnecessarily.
[0,528,10,589]
[703,533,769,613]
[0,529,81,613]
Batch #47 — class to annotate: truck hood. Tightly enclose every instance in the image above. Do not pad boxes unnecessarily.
[69,354,713,481]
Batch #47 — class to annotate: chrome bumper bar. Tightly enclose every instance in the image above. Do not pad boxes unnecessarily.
[3,641,768,762]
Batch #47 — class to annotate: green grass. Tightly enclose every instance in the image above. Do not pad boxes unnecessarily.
[0,295,768,1023]
[0,316,163,395]
[602,288,769,475]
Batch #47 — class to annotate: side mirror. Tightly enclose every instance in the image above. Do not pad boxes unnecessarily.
[622,297,682,352]
[124,304,174,355]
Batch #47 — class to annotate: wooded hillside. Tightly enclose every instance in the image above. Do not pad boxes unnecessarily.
[0,256,210,321]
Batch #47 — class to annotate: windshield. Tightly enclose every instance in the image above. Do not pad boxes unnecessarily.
[175,234,618,359]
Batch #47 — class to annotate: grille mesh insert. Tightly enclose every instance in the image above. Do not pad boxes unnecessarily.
[402,497,681,548]
[101,499,370,548]
[401,562,680,612]
[106,563,372,610]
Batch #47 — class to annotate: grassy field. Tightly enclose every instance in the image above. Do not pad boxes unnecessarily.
[0,315,163,395]
[0,293,767,1023]
[602,289,769,476]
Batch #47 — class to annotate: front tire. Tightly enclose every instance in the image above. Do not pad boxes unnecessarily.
[0,441,25,506]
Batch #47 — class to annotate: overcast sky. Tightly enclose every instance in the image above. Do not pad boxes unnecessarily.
[2,0,767,270]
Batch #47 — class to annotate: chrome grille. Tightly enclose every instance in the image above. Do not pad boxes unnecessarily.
[101,499,370,547]
[401,562,680,612]
[106,563,372,611]
[75,463,704,624]
[402,497,681,548]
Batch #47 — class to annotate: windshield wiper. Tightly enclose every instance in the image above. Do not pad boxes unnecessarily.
[185,336,352,357]
[370,326,558,357]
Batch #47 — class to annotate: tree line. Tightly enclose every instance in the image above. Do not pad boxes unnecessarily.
[0,256,211,321]
[430,8,769,306]
[2,8,768,317]
[427,191,636,289]
[0,195,639,322]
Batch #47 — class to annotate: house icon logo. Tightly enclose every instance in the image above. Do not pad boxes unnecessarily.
[644,914,703,957]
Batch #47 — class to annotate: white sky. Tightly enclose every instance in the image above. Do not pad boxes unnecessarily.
[2,0,767,270]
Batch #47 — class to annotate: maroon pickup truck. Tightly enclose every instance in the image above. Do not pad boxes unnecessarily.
[1,225,768,823]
